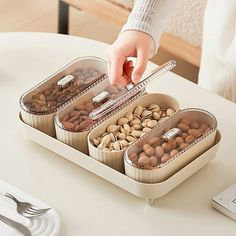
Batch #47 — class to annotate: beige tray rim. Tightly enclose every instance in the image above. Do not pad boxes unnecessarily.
[19,113,221,201]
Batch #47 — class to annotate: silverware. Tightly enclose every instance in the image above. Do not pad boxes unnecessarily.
[0,214,31,236]
[5,193,51,218]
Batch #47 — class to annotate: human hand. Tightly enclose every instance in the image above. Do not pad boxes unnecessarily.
[106,30,154,86]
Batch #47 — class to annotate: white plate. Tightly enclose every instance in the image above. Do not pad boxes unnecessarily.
[0,180,60,236]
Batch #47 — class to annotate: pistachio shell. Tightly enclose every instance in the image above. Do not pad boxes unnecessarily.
[117,117,129,126]
[118,132,126,140]
[133,114,141,120]
[147,120,158,128]
[121,127,130,135]
[166,108,175,116]
[142,127,152,133]
[113,141,122,151]
[141,110,152,118]
[107,124,119,133]
[130,127,136,132]
[148,104,160,112]
[109,133,116,142]
[92,138,100,146]
[101,132,108,138]
[97,142,106,150]
[130,118,141,126]
[132,124,141,130]
[120,140,129,147]
[131,130,143,137]
[123,123,131,132]
[152,112,161,120]
[141,122,147,128]
[107,142,114,148]
[101,134,111,146]
[125,112,133,122]
[126,135,137,142]
[134,105,143,116]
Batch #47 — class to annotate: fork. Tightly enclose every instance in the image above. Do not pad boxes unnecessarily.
[4,193,51,218]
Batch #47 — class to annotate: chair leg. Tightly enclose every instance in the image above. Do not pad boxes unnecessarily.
[58,0,69,34]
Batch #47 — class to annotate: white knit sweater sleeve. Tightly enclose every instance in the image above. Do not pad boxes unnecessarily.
[121,0,178,53]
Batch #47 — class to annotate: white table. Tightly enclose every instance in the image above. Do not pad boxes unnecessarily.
[0,32,236,236]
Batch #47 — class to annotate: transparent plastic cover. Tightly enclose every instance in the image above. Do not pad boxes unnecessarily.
[89,60,176,120]
[20,57,107,115]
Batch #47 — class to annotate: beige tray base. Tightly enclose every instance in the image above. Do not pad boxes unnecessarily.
[19,114,221,202]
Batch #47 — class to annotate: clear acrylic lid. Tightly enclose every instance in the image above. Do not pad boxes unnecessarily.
[89,60,176,120]
[20,56,107,115]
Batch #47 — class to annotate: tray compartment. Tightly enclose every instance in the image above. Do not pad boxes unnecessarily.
[124,108,217,183]
[20,57,106,136]
[88,93,180,172]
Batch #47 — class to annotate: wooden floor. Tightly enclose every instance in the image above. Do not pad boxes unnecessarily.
[0,0,199,83]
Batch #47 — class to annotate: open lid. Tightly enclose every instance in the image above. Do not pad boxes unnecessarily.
[89,60,176,120]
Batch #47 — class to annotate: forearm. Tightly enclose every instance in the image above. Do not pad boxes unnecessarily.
[121,0,178,54]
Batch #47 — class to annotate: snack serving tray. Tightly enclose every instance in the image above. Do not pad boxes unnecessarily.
[19,114,221,205]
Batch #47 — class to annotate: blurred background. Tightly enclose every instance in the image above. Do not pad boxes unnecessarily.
[0,0,207,83]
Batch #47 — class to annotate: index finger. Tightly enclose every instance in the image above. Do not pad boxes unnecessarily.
[108,53,128,86]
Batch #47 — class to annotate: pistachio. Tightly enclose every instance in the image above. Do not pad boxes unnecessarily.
[107,124,119,133]
[132,124,141,130]
[107,142,114,149]
[141,110,152,118]
[148,104,160,112]
[131,130,143,138]
[126,135,137,142]
[113,141,122,151]
[152,112,161,120]
[166,108,175,116]
[97,142,106,150]
[120,140,129,147]
[130,118,141,126]
[121,126,130,135]
[134,105,143,116]
[125,112,133,122]
[109,133,116,142]
[92,138,100,146]
[147,120,158,128]
[117,117,129,126]
[101,132,108,138]
[101,134,111,146]
[118,132,126,140]
[142,127,152,133]
[123,123,131,133]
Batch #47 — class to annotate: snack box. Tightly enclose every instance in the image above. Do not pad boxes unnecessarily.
[19,58,221,204]
[20,56,106,136]
[124,108,217,183]
[88,93,179,172]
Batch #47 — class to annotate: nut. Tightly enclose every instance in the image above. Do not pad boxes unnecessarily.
[148,104,160,112]
[126,135,137,142]
[147,120,158,128]
[107,124,119,133]
[117,117,129,126]
[125,112,133,122]
[134,105,143,116]
[141,110,152,118]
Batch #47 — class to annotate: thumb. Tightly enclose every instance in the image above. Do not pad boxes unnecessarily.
[132,49,149,83]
